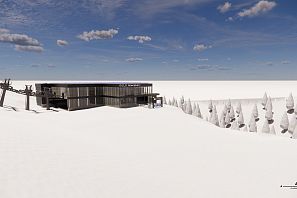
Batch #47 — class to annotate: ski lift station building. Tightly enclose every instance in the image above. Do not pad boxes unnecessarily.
[35,82,162,111]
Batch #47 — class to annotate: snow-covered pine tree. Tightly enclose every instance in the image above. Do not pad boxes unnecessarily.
[229,106,235,121]
[172,97,176,106]
[193,103,203,118]
[288,115,297,134]
[163,96,167,105]
[180,96,185,105]
[280,111,289,132]
[168,99,172,106]
[219,112,226,128]
[210,105,219,126]
[286,93,294,111]
[196,103,203,119]
[249,115,257,132]
[270,125,276,135]
[236,102,242,115]
[208,100,213,112]
[222,104,228,116]
[243,125,248,132]
[252,104,259,119]
[265,97,273,111]
[174,98,179,107]
[238,111,244,127]
[192,103,197,115]
[265,97,273,121]
[227,99,231,111]
[292,126,297,139]
[231,121,239,130]
[185,99,192,114]
[262,119,270,133]
[262,92,268,109]
[225,112,231,127]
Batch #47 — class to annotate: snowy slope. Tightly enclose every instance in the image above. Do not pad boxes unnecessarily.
[1,81,297,198]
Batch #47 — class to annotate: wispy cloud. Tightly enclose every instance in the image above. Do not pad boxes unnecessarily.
[238,1,276,18]
[78,29,118,41]
[127,35,152,43]
[57,39,68,46]
[190,64,232,71]
[217,2,232,13]
[193,44,212,52]
[281,60,290,64]
[132,0,214,18]
[126,57,143,62]
[15,45,43,52]
[0,29,43,52]
[198,58,209,61]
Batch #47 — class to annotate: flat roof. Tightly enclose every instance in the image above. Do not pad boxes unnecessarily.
[36,82,153,88]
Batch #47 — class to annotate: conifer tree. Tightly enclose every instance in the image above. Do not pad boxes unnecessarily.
[231,121,239,130]
[185,99,192,114]
[210,105,219,126]
[222,104,228,115]
[219,112,226,128]
[208,100,213,112]
[238,111,244,127]
[262,92,268,109]
[280,111,289,132]
[265,97,273,121]
[236,102,242,115]
[262,120,270,133]
[227,99,232,111]
[288,115,297,134]
[192,103,197,115]
[252,104,259,119]
[286,93,294,111]
[163,96,167,105]
[270,125,276,135]
[249,115,257,132]
[174,98,178,107]
[243,125,248,132]
[292,126,297,139]
[225,112,231,126]
[229,106,235,121]
[193,103,203,118]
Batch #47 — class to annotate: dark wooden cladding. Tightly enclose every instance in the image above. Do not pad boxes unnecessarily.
[35,82,159,110]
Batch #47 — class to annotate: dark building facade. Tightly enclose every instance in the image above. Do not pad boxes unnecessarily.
[35,82,161,110]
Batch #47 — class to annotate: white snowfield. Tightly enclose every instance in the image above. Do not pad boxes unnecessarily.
[1,81,297,198]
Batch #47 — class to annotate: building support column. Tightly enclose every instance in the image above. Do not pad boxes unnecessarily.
[0,79,10,107]
[25,85,32,110]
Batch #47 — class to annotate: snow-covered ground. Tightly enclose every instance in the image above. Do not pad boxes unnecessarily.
[1,81,297,198]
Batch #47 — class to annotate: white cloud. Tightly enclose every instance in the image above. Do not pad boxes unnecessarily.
[193,44,212,52]
[127,35,152,43]
[0,33,41,46]
[238,1,276,18]
[78,29,118,41]
[0,28,43,53]
[133,0,214,18]
[0,28,10,34]
[265,61,273,66]
[57,39,68,46]
[198,58,209,61]
[15,45,43,52]
[281,60,290,64]
[218,2,232,13]
[126,58,143,62]
[226,17,234,21]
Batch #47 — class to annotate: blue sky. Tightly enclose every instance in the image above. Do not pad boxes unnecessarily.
[0,0,296,80]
